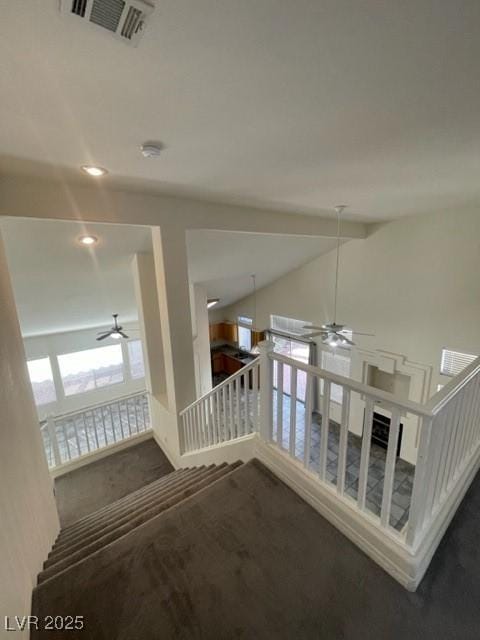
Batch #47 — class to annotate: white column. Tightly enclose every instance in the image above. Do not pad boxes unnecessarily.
[131,252,167,400]
[151,225,196,413]
[258,340,275,442]
[190,283,213,398]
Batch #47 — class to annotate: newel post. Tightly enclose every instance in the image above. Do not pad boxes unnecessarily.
[258,340,275,443]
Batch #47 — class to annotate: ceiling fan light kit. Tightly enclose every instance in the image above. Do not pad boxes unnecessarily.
[303,205,374,348]
[96,314,129,341]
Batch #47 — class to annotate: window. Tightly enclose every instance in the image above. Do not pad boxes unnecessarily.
[440,348,477,377]
[27,357,56,406]
[238,316,253,351]
[128,340,145,379]
[271,333,312,402]
[58,344,124,396]
[270,314,310,336]
[320,350,351,404]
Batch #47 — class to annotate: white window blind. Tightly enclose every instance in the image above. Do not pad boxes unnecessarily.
[440,349,477,377]
[238,315,253,327]
[270,314,310,336]
[320,350,351,404]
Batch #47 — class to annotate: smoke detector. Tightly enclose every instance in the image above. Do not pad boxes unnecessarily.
[60,0,154,47]
[141,141,164,158]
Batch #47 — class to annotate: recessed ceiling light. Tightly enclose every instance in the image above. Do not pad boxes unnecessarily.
[81,165,108,177]
[78,235,98,246]
[207,298,220,308]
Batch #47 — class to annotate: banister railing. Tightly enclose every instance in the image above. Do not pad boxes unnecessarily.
[257,345,480,550]
[180,359,260,453]
[40,390,151,469]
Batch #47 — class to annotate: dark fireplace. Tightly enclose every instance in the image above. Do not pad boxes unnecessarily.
[371,411,403,456]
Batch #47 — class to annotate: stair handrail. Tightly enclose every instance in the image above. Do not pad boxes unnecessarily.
[179,358,259,416]
[269,352,432,418]
[425,354,480,415]
[50,389,149,422]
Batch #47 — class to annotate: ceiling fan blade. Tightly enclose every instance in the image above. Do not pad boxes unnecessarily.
[340,336,355,346]
[352,332,375,337]
[119,331,129,339]
[96,332,111,341]
[302,331,328,338]
[305,324,328,331]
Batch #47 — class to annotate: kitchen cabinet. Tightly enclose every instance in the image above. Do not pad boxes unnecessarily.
[212,352,224,374]
[223,354,242,376]
[209,322,238,344]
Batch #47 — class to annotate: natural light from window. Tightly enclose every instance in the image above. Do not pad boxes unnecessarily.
[58,344,124,396]
[27,357,56,406]
[128,340,146,379]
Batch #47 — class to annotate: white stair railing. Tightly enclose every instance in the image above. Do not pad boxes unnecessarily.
[255,342,480,550]
[40,390,151,469]
[179,359,260,453]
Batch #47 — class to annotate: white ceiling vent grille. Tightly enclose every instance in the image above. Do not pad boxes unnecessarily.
[60,0,154,47]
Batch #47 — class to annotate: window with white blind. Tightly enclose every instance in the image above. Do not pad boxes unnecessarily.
[440,348,477,377]
[320,350,351,404]
[270,314,310,336]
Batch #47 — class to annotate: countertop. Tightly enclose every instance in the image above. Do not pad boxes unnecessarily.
[211,344,256,365]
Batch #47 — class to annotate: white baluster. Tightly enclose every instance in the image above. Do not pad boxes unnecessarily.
[73,417,81,458]
[319,379,331,482]
[406,414,434,546]
[252,363,259,432]
[357,398,374,510]
[244,373,249,435]
[82,413,91,453]
[62,420,70,461]
[211,394,218,445]
[228,382,234,439]
[276,362,284,447]
[380,408,401,528]
[222,386,228,441]
[235,377,241,438]
[336,388,350,496]
[303,374,313,469]
[46,416,62,468]
[289,366,297,457]
[109,405,117,442]
[91,410,100,449]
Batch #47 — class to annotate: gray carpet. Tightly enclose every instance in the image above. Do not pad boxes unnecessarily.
[54,438,173,526]
[34,458,480,639]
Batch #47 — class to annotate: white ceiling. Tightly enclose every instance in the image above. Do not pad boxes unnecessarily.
[0,218,153,336]
[1,218,338,335]
[186,230,340,308]
[1,2,480,221]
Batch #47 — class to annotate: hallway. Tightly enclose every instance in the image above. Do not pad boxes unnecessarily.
[54,439,173,526]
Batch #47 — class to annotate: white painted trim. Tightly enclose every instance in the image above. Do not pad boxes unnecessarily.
[179,433,256,468]
[253,437,421,591]
[411,440,480,582]
[50,429,153,478]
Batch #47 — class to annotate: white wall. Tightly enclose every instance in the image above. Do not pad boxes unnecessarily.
[24,323,145,420]
[190,283,213,397]
[217,207,480,461]
[0,232,59,629]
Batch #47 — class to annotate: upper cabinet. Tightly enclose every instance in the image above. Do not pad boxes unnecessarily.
[209,322,238,344]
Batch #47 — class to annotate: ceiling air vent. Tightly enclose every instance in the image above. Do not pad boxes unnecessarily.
[60,0,154,47]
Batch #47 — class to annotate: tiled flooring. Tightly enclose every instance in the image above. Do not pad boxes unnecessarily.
[272,391,415,532]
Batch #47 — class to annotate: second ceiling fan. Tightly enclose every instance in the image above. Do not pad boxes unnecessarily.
[303,205,374,348]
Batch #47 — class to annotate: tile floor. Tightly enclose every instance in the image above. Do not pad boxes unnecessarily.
[272,390,415,531]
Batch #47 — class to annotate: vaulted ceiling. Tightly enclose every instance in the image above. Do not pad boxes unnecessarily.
[1,1,480,221]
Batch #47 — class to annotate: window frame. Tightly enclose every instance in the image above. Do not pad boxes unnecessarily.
[126,339,146,380]
[26,356,57,407]
[57,343,126,397]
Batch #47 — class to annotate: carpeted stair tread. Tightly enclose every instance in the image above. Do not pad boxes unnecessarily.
[46,465,224,564]
[56,468,189,540]
[51,466,212,552]
[38,461,242,584]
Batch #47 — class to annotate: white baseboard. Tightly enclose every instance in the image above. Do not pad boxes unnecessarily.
[254,438,421,591]
[50,430,153,478]
[178,434,256,468]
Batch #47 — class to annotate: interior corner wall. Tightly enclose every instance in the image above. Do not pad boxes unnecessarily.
[218,206,480,452]
[190,283,213,397]
[0,232,59,627]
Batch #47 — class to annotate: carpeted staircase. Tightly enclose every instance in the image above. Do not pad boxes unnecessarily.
[36,462,242,586]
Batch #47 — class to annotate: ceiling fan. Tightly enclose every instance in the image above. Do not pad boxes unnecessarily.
[96,314,129,341]
[303,205,374,348]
